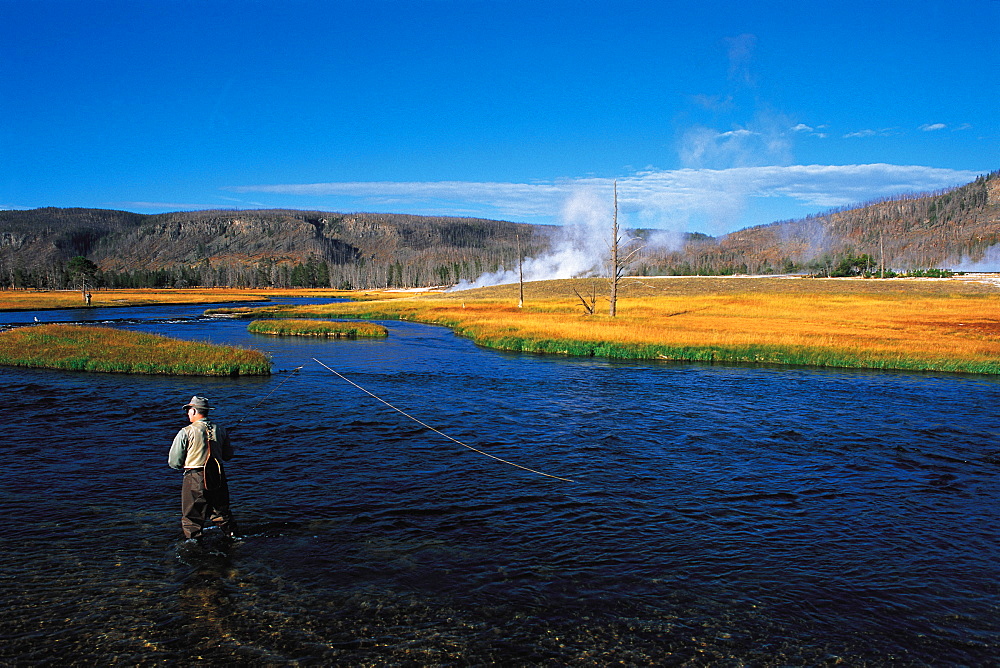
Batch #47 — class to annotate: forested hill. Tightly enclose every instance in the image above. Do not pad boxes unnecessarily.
[638,170,1000,276]
[0,208,553,289]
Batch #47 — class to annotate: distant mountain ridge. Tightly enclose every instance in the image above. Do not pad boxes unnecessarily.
[2,169,998,288]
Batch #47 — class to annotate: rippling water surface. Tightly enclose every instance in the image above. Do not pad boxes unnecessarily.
[1,301,998,665]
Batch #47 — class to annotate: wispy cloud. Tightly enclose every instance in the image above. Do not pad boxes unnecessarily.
[843,122,974,137]
[689,93,733,111]
[117,201,228,212]
[725,33,758,85]
[615,164,979,227]
[678,113,795,170]
[791,123,828,138]
[227,181,570,219]
[228,164,981,233]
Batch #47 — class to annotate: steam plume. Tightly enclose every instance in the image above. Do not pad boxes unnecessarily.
[451,188,615,290]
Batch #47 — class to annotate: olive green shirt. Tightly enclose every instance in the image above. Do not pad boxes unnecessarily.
[168,417,232,469]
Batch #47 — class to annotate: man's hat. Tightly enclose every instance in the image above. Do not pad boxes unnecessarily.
[183,396,212,411]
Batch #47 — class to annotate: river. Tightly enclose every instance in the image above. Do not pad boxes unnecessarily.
[1,299,997,665]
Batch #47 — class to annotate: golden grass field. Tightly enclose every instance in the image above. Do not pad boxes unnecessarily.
[6,277,1000,374]
[0,287,353,311]
[212,276,1000,374]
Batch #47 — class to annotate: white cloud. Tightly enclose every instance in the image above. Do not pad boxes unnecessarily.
[228,164,981,234]
[844,127,902,138]
[791,123,827,139]
[920,123,947,131]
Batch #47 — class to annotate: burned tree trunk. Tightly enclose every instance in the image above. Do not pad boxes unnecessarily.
[609,181,620,317]
[608,181,643,316]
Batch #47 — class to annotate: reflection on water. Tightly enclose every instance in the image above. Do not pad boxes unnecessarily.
[0,302,998,665]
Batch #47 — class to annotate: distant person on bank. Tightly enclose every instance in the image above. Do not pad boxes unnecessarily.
[168,396,238,540]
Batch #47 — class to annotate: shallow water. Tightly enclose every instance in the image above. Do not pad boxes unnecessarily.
[1,301,998,665]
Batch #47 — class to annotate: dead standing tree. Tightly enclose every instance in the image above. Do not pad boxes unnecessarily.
[608,181,643,317]
[517,233,525,308]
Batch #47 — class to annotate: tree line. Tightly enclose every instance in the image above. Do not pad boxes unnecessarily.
[0,252,539,291]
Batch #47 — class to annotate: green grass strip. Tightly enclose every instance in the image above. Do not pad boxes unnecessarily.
[247,319,388,338]
[465,333,1000,374]
[0,324,271,376]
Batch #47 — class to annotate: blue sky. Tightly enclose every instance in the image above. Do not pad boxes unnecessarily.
[2,0,997,235]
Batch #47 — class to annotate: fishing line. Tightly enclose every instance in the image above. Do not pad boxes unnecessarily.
[233,365,304,428]
[312,357,575,483]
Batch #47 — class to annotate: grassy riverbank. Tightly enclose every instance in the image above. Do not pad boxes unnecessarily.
[208,276,1000,374]
[248,319,388,338]
[0,324,271,375]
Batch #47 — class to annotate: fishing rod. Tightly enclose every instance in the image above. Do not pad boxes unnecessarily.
[312,357,575,483]
[232,365,305,428]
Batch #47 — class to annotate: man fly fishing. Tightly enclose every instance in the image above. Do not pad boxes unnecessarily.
[168,395,238,540]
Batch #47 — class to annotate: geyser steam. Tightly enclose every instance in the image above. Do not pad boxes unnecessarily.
[451,188,614,290]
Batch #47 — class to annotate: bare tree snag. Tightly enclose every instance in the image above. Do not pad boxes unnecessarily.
[607,181,644,317]
[517,233,524,308]
[573,281,598,315]
[609,181,620,317]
